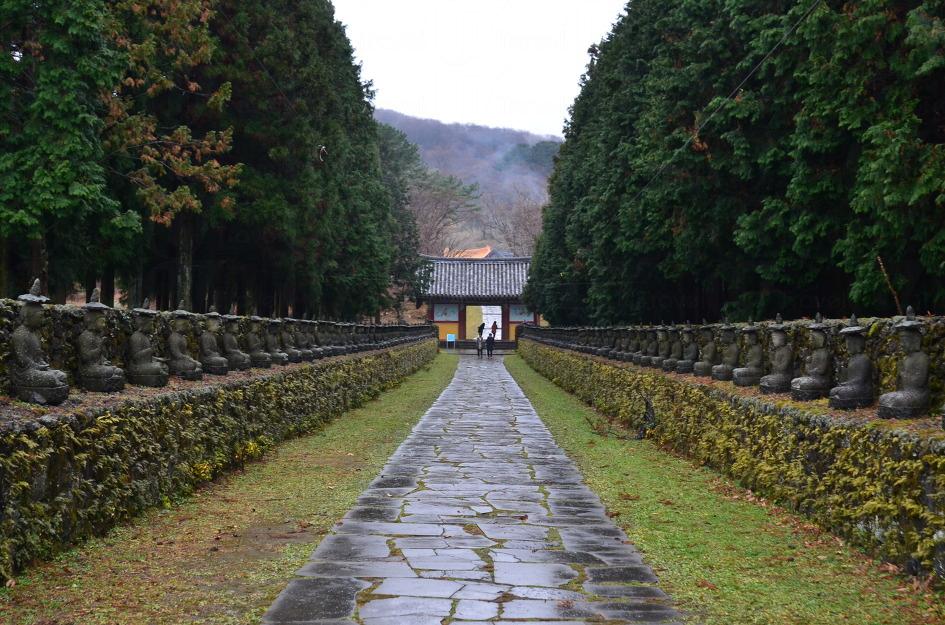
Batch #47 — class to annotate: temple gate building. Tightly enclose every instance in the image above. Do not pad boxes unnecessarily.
[422,255,542,345]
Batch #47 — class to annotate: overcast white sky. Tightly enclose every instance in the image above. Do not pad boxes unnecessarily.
[331,1,628,137]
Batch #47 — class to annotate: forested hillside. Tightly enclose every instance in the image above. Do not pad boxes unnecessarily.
[526,0,945,325]
[375,109,560,203]
[1,0,422,318]
[375,109,560,255]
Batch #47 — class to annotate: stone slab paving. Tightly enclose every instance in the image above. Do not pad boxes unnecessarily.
[263,356,682,624]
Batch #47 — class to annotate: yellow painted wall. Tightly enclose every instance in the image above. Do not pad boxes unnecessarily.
[437,322,459,340]
[465,305,483,339]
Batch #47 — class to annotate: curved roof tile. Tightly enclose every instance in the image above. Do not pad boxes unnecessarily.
[422,256,530,302]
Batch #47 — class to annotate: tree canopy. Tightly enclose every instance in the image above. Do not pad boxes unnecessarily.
[1,0,423,319]
[525,0,945,325]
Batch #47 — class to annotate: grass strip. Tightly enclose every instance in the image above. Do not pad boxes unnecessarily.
[1,352,458,625]
[504,354,945,625]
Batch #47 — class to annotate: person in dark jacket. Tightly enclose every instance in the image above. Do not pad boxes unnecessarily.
[486,332,495,358]
[478,322,486,337]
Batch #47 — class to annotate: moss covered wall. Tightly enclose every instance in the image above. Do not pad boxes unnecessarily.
[0,339,437,580]
[518,339,945,579]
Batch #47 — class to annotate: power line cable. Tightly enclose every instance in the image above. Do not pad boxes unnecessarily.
[626,0,825,207]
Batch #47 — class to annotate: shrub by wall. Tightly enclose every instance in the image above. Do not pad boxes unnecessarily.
[518,338,945,579]
[0,339,437,580]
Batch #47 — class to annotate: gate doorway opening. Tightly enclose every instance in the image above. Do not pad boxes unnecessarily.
[466,305,503,340]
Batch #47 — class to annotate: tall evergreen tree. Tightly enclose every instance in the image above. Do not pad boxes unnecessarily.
[527,0,945,324]
[0,0,127,299]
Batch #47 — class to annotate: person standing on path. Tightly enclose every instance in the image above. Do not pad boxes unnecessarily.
[486,332,495,358]
[475,334,484,358]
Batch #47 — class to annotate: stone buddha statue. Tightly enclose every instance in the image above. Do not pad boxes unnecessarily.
[325,322,344,357]
[676,325,699,373]
[167,302,203,380]
[76,288,125,392]
[633,326,657,367]
[637,327,657,366]
[290,319,315,361]
[650,325,671,369]
[265,319,290,365]
[625,328,641,362]
[790,313,832,401]
[693,323,717,377]
[712,321,740,381]
[245,316,272,368]
[829,315,873,410]
[878,307,929,419]
[305,320,325,359]
[630,328,645,365]
[662,327,683,372]
[599,329,616,357]
[126,298,170,387]
[733,322,763,387]
[9,279,70,404]
[760,314,793,394]
[199,308,229,375]
[221,315,252,370]
[279,319,304,362]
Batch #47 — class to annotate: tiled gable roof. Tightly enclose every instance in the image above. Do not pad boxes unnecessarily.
[422,256,530,302]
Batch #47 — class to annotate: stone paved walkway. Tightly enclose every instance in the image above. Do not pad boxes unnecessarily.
[262,356,681,624]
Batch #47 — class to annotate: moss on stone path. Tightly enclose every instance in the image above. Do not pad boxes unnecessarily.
[504,354,945,625]
[0,353,458,625]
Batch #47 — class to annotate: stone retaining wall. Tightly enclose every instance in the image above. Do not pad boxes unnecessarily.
[0,339,438,580]
[518,338,945,579]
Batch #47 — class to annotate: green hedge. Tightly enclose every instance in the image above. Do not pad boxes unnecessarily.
[519,339,945,578]
[0,339,437,580]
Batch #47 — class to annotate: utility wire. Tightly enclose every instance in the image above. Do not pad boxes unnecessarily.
[627,0,825,207]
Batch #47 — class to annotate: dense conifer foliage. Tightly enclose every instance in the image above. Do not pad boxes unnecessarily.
[1,0,421,318]
[526,0,945,325]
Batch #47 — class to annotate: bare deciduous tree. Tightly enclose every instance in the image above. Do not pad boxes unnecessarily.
[408,171,480,255]
[482,188,545,256]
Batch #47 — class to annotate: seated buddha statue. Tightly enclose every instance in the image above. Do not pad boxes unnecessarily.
[676,325,699,374]
[878,307,929,419]
[829,315,874,410]
[245,317,272,368]
[199,307,230,375]
[9,279,70,404]
[221,315,251,370]
[76,288,125,392]
[265,319,290,365]
[662,327,684,372]
[790,313,832,401]
[167,302,203,380]
[733,322,763,387]
[623,327,641,362]
[650,326,671,369]
[279,319,304,362]
[711,322,739,381]
[289,319,315,361]
[693,324,718,377]
[305,320,325,359]
[760,314,794,394]
[126,298,170,387]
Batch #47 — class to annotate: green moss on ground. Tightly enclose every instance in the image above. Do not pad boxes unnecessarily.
[505,354,945,625]
[0,353,458,625]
